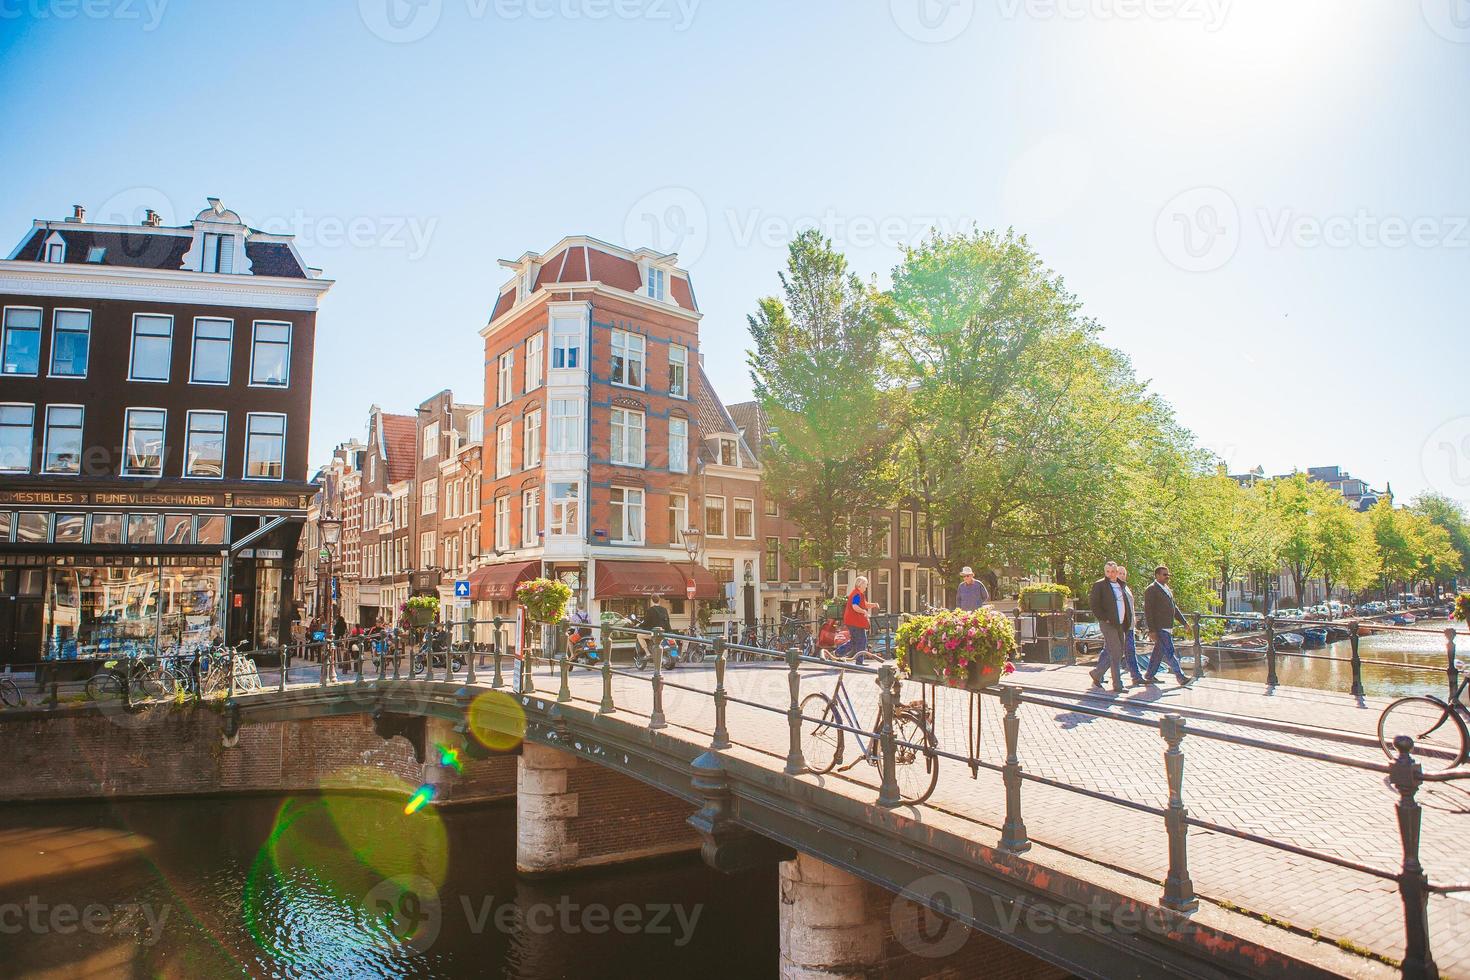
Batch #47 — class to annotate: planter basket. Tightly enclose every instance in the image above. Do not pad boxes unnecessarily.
[1021,591,1065,612]
[406,606,435,627]
[903,649,1002,691]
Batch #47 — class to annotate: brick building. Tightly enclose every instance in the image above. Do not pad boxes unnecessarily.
[356,405,417,625]
[413,389,483,619]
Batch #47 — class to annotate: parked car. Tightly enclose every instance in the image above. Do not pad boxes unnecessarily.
[1073,619,1104,659]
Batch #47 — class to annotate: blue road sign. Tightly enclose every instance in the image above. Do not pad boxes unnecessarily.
[455,580,471,598]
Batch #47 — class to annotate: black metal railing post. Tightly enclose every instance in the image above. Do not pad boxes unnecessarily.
[598,632,615,715]
[1264,616,1279,688]
[556,632,571,704]
[517,623,534,695]
[227,646,237,700]
[465,616,477,686]
[1445,628,1458,706]
[491,618,504,689]
[392,634,402,682]
[1349,620,1365,697]
[278,645,289,693]
[650,628,667,730]
[999,684,1030,853]
[376,636,387,683]
[1389,736,1437,980]
[784,647,805,775]
[318,641,329,688]
[355,638,365,685]
[876,665,901,807]
[1190,613,1204,682]
[1160,714,1198,912]
[711,636,731,750]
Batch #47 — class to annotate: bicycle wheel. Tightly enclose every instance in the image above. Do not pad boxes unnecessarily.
[86,671,124,702]
[0,677,19,707]
[799,692,843,775]
[1378,696,1468,772]
[685,644,705,665]
[893,708,940,806]
[134,667,178,703]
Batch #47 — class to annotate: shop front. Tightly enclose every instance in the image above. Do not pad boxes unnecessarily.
[0,487,308,667]
[592,559,722,632]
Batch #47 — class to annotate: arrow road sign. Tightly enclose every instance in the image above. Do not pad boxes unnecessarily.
[455,580,471,599]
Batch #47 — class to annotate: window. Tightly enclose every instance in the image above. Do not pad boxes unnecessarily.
[467,411,484,445]
[878,519,892,559]
[496,423,512,478]
[249,322,291,386]
[495,495,512,550]
[127,514,159,545]
[421,531,436,569]
[646,266,666,301]
[422,478,438,515]
[610,408,645,467]
[704,495,726,537]
[244,413,286,480]
[201,232,235,273]
[764,537,779,580]
[901,568,915,613]
[123,408,166,476]
[522,487,541,544]
[669,417,688,474]
[498,350,514,405]
[2,308,42,376]
[128,314,173,381]
[876,569,892,611]
[764,497,778,517]
[190,318,232,384]
[50,310,91,378]
[550,482,579,536]
[422,421,439,459]
[719,437,738,467]
[787,537,801,582]
[609,487,644,544]
[668,343,688,397]
[610,330,645,388]
[523,410,541,468]
[733,498,755,538]
[0,405,34,473]
[669,492,688,546]
[86,246,106,263]
[41,406,83,475]
[525,333,544,391]
[899,511,914,556]
[551,317,581,369]
[46,241,64,263]
[549,399,582,453]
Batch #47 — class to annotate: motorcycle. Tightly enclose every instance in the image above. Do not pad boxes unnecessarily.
[633,635,680,671]
[410,625,466,675]
[567,629,602,666]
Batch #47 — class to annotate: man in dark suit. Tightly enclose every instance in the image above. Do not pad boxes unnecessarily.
[1088,561,1143,691]
[1143,565,1190,686]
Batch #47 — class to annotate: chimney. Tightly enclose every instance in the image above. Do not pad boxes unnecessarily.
[67,204,85,223]
[207,197,223,214]
[143,210,162,227]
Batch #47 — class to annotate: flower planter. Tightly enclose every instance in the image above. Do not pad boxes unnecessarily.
[904,648,946,684]
[406,606,435,627]
[1021,591,1064,612]
[965,663,1002,690]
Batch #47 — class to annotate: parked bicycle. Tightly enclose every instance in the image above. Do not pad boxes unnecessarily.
[0,671,25,707]
[85,656,178,703]
[799,667,939,805]
[1378,660,1470,771]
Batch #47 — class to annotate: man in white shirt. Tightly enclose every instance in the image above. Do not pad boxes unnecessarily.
[1087,561,1142,692]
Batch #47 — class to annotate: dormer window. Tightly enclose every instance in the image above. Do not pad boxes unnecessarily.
[719,437,738,467]
[201,232,234,273]
[646,267,666,301]
[43,232,66,264]
[86,246,106,263]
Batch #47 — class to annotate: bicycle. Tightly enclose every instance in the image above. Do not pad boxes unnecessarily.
[1377,661,1470,771]
[799,666,940,805]
[1,672,23,707]
[85,655,178,704]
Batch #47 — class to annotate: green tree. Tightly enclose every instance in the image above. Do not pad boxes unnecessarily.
[1367,499,1421,597]
[747,230,897,577]
[1411,493,1470,586]
[1314,498,1379,598]
[1195,471,1280,612]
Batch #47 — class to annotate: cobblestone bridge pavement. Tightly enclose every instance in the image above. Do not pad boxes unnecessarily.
[268,653,1470,974]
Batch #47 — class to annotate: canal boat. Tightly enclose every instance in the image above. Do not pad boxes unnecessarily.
[1325,625,1351,642]
[1275,631,1305,651]
[1298,627,1329,648]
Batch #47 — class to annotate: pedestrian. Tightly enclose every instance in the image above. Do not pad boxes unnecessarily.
[1117,566,1147,678]
[333,613,347,640]
[1088,561,1144,691]
[1143,565,1190,686]
[956,566,990,612]
[841,575,878,665]
[634,594,672,662]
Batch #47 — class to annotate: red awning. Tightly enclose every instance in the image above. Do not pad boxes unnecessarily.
[467,560,540,601]
[594,560,723,600]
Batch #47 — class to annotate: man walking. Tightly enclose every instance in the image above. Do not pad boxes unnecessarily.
[1117,566,1146,678]
[1088,561,1143,691]
[956,567,989,611]
[1143,565,1190,686]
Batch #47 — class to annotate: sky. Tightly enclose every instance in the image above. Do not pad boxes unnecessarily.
[2,0,1467,507]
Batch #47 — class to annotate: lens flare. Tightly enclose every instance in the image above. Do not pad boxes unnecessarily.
[467,689,526,751]
[435,743,463,774]
[404,785,435,815]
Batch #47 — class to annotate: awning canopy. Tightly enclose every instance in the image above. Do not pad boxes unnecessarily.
[467,559,541,600]
[594,560,722,600]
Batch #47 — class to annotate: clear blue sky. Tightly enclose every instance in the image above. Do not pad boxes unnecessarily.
[3,1,1467,506]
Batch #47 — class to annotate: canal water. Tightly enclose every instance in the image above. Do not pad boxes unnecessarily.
[0,794,777,978]
[1206,618,1460,699]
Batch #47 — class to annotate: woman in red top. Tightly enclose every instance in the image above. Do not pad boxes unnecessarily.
[839,576,877,663]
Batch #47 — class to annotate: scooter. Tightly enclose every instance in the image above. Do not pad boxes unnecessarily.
[567,630,602,666]
[631,634,680,671]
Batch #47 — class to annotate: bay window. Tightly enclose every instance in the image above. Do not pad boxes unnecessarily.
[550,482,579,536]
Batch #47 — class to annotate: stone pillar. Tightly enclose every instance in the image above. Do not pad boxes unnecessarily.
[517,741,581,875]
[779,853,884,979]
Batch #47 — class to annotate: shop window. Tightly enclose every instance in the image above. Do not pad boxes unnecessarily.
[53,513,85,543]
[0,511,13,542]
[195,515,226,545]
[91,513,122,544]
[16,512,48,543]
[127,513,160,545]
[163,515,193,544]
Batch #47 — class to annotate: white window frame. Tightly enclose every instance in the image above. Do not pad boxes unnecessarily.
[551,317,581,370]
[242,411,287,482]
[128,313,174,383]
[422,421,439,460]
[496,422,513,478]
[733,497,755,540]
[498,350,515,405]
[182,410,228,480]
[122,407,168,477]
[41,404,84,476]
[646,266,666,301]
[549,481,580,537]
[201,231,235,274]
[248,320,292,388]
[668,343,687,398]
[494,495,511,550]
[522,487,541,544]
[610,330,646,389]
[704,495,726,538]
[45,239,65,264]
[422,477,438,515]
[2,306,43,378]
[610,407,645,468]
[669,416,688,474]
[188,317,233,386]
[669,492,688,547]
[609,486,645,545]
[48,308,92,379]
[525,333,544,391]
[549,399,582,453]
[420,530,436,569]
[719,437,738,467]
[0,403,35,474]
[523,410,541,468]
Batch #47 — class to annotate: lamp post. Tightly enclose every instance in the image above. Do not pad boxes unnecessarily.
[318,511,343,674]
[682,526,704,634]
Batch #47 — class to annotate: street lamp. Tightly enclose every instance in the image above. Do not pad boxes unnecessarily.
[318,510,343,650]
[682,527,703,634]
